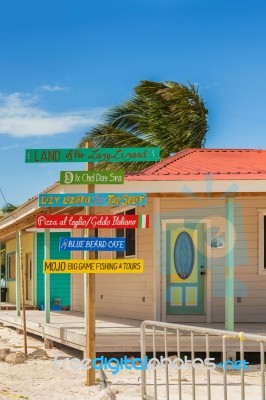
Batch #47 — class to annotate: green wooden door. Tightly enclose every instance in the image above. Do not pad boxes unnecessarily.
[166,223,205,314]
[36,232,71,307]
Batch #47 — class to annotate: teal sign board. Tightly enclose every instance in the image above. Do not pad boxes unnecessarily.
[39,193,147,207]
[60,170,124,184]
[25,147,160,163]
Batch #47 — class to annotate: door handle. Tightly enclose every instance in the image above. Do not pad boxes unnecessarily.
[200,271,206,275]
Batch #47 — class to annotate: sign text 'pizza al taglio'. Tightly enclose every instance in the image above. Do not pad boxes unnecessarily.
[60,170,124,184]
[38,193,146,207]
[25,147,160,163]
[59,237,126,251]
[43,259,144,274]
[36,214,149,229]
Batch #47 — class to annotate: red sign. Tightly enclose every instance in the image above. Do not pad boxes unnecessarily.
[35,214,149,229]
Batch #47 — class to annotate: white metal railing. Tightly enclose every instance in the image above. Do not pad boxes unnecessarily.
[140,320,266,400]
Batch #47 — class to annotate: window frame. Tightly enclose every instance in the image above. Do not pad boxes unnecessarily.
[112,206,137,259]
[6,252,16,281]
[258,210,266,275]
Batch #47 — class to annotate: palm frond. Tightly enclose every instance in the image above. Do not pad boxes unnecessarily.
[79,79,208,171]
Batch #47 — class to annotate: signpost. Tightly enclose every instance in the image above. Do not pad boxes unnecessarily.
[25,147,160,163]
[39,193,146,207]
[36,214,150,229]
[60,170,124,184]
[59,237,126,251]
[84,142,96,387]
[26,145,155,387]
[43,259,144,274]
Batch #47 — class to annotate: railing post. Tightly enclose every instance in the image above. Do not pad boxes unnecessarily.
[141,322,147,399]
[140,320,266,400]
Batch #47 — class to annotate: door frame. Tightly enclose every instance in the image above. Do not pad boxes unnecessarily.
[161,218,212,323]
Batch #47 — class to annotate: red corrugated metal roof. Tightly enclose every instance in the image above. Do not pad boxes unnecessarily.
[126,149,266,181]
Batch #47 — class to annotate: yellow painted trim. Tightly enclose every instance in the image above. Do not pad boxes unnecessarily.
[170,287,182,306]
[186,287,197,306]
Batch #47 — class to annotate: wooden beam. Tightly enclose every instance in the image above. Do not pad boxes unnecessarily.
[44,228,50,323]
[33,232,37,305]
[16,231,21,316]
[19,230,27,355]
[146,192,227,198]
[0,207,84,242]
[85,142,96,386]
[146,192,266,198]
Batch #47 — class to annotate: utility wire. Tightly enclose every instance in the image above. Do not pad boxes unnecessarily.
[0,187,17,220]
[0,187,9,207]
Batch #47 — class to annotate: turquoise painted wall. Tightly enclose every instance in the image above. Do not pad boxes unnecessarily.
[37,232,70,306]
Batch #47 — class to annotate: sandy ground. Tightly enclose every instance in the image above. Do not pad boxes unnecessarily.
[0,325,265,400]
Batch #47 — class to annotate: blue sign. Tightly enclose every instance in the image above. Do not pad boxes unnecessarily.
[59,237,126,251]
[39,193,146,207]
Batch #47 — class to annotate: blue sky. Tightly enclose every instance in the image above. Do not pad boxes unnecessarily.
[0,0,266,206]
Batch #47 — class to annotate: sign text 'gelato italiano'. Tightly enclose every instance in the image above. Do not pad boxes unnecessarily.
[36,214,149,229]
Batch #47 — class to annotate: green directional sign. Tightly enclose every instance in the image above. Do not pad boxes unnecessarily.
[25,147,160,163]
[60,170,124,184]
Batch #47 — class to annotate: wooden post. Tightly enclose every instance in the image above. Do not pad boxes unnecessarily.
[0,240,2,310]
[16,231,21,316]
[32,232,37,306]
[225,196,235,331]
[19,230,27,355]
[44,228,50,323]
[85,142,96,386]
[83,229,87,333]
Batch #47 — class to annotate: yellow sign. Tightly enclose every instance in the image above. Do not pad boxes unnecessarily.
[43,259,144,274]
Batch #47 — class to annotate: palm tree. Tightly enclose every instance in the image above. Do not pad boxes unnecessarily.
[0,203,17,216]
[80,80,208,171]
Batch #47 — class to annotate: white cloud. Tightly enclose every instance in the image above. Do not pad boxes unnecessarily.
[0,140,40,151]
[37,85,67,92]
[0,92,105,138]
[0,143,20,151]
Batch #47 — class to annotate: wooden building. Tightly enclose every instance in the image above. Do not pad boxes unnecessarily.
[1,148,266,329]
